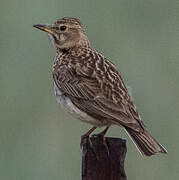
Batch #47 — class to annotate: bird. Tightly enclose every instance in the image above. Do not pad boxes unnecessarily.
[33,17,167,156]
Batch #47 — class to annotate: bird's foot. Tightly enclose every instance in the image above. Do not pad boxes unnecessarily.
[80,134,99,160]
[92,133,110,156]
[80,134,91,149]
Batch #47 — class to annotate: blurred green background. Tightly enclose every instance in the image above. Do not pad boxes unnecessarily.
[0,0,179,179]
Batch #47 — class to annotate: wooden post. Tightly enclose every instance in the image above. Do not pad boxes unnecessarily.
[82,136,127,180]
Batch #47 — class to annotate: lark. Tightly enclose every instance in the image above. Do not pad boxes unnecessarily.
[33,17,167,156]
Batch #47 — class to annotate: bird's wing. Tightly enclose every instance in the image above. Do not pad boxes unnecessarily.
[53,51,144,131]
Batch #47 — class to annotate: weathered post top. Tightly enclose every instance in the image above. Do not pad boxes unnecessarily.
[82,136,127,180]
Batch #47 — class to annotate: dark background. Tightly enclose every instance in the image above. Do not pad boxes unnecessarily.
[0,0,179,179]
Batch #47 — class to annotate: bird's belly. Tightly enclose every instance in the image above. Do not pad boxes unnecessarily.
[53,84,103,127]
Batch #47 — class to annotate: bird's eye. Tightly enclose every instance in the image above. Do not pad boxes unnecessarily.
[60,25,67,31]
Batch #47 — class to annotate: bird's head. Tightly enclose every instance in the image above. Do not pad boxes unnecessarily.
[33,17,89,50]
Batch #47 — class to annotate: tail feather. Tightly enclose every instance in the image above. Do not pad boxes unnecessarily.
[125,127,167,156]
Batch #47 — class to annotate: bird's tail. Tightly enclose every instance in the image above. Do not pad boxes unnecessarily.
[125,127,167,156]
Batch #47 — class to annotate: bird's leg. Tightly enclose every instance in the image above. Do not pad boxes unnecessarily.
[92,126,110,138]
[92,126,110,155]
[93,126,110,137]
[80,126,97,148]
[81,126,99,159]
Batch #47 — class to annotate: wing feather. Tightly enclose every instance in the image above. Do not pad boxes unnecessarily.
[53,51,144,131]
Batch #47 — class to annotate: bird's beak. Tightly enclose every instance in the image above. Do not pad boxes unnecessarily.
[33,24,54,35]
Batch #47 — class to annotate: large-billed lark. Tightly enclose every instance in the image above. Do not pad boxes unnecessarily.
[33,17,167,156]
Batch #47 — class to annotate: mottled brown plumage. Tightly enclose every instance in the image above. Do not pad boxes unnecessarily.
[33,17,167,156]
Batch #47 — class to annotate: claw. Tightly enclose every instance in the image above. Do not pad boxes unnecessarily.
[80,126,97,149]
[92,133,110,156]
[103,136,110,156]
[80,134,91,149]
[81,134,99,160]
[92,126,110,156]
